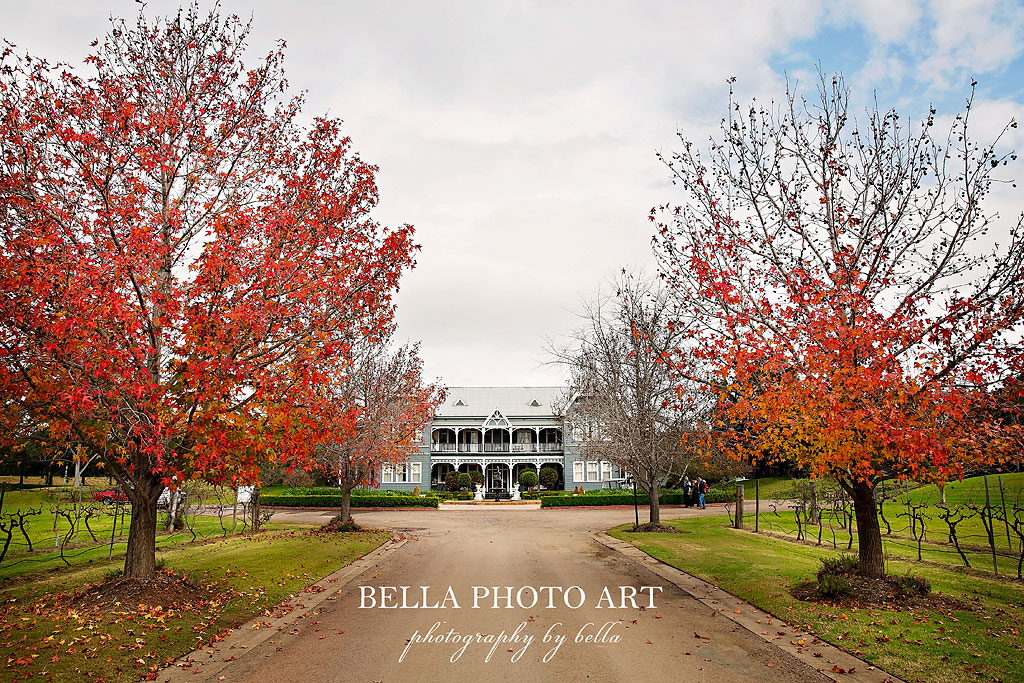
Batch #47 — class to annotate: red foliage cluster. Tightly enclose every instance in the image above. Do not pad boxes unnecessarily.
[652,74,1024,576]
[0,6,427,575]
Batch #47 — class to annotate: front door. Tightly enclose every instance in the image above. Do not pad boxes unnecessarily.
[486,465,506,493]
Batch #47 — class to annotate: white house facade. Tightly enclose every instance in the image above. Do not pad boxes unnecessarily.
[378,386,627,494]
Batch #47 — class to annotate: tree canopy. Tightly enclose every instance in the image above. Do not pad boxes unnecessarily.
[653,74,1024,576]
[0,5,417,577]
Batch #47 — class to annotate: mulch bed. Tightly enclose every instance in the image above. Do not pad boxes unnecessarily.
[318,517,363,533]
[77,571,208,611]
[632,522,689,533]
[791,575,972,612]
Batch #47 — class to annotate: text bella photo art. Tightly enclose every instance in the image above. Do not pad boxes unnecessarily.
[360,584,664,663]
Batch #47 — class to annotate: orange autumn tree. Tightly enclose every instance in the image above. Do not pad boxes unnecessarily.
[0,6,416,578]
[653,74,1024,578]
[311,336,443,527]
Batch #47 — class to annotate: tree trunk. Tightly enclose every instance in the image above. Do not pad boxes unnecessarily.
[165,489,180,532]
[250,490,262,531]
[648,482,661,525]
[339,484,353,523]
[850,480,885,579]
[938,484,946,505]
[123,499,158,579]
[123,477,161,579]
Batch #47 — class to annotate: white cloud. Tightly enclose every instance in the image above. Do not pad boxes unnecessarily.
[835,0,922,43]
[918,0,1024,87]
[1,0,1020,387]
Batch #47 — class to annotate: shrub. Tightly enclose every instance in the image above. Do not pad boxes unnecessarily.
[469,471,483,486]
[818,554,859,579]
[456,473,473,490]
[895,574,931,596]
[539,466,559,489]
[259,463,286,486]
[519,470,538,489]
[260,493,438,508]
[817,573,853,599]
[282,467,314,488]
[422,490,474,501]
[539,491,725,507]
[445,472,459,491]
[412,486,420,497]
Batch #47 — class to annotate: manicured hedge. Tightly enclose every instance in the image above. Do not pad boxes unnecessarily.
[521,490,571,499]
[427,491,475,501]
[274,486,419,497]
[539,490,732,507]
[261,493,438,508]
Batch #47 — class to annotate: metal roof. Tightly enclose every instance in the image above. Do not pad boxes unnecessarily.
[435,386,569,418]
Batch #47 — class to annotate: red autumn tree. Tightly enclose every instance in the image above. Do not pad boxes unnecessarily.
[311,336,443,527]
[653,74,1024,578]
[0,6,416,578]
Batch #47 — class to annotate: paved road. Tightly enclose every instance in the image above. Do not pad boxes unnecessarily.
[185,506,827,682]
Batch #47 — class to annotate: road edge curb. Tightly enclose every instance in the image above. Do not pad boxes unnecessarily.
[157,534,408,682]
[594,531,904,683]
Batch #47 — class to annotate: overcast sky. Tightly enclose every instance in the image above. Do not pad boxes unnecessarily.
[3,0,1022,388]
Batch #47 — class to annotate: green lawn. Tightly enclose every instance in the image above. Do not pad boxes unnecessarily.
[711,476,807,500]
[611,517,1024,683]
[0,485,279,580]
[711,473,1024,502]
[908,474,1024,507]
[747,506,1024,577]
[713,473,1024,574]
[1,525,389,682]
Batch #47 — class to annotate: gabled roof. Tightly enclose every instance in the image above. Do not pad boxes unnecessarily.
[484,409,510,427]
[435,386,568,418]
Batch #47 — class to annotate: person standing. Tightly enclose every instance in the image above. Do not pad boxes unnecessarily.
[697,477,708,509]
[682,476,693,508]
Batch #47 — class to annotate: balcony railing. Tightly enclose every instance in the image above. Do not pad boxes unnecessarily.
[431,442,563,453]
